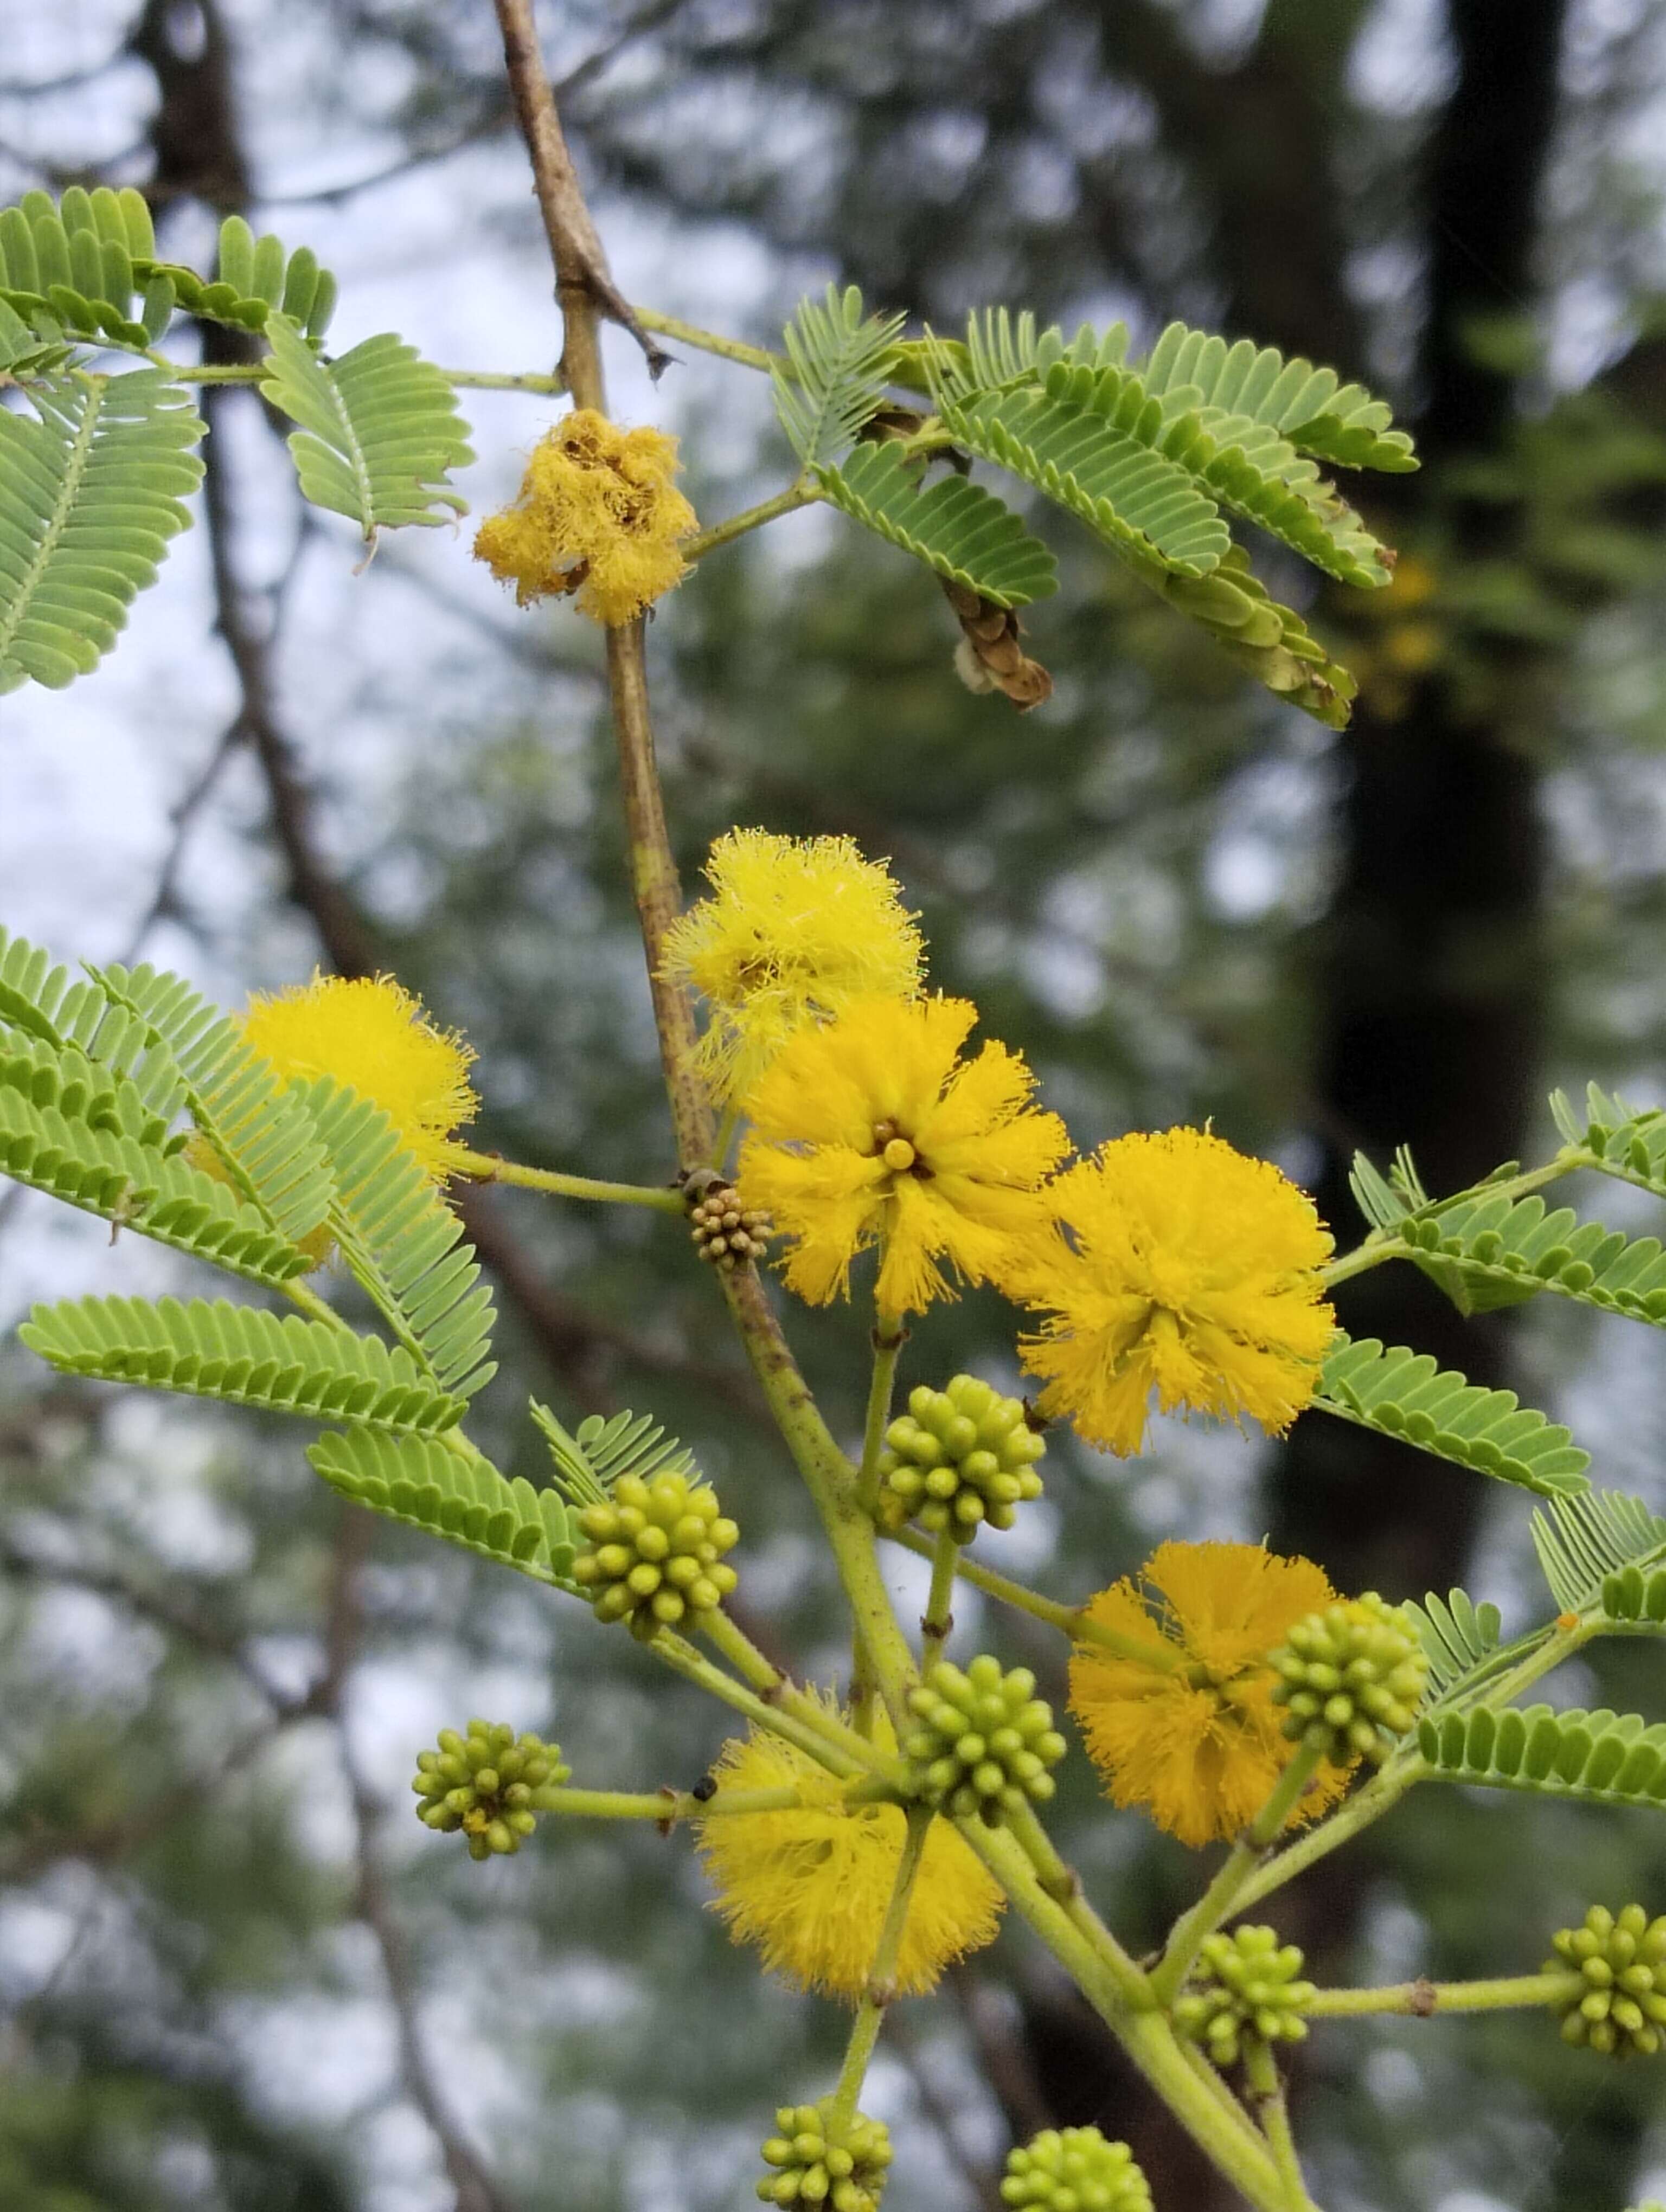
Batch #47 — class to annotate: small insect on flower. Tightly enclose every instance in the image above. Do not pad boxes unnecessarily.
[236,972,479,1185]
[1007,1127,1335,1457]
[1069,1541,1354,1848]
[659,828,925,1103]
[696,1694,1003,1999]
[736,994,1069,1322]
[473,408,697,625]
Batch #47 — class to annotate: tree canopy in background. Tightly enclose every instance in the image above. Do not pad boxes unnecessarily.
[4,2,1666,2209]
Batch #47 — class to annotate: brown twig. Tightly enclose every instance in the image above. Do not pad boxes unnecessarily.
[489,0,710,1168]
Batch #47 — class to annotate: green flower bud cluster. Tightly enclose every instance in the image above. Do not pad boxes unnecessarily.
[1173,1926,1315,2068]
[905,1655,1067,1823]
[572,1470,739,1641]
[1001,2126,1152,2211]
[1548,1903,1666,2057]
[1268,1592,1427,1767]
[757,2101,892,2211]
[875,1375,1045,1541]
[412,1721,570,1860]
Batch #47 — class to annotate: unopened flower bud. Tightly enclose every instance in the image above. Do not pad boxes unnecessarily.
[904,1654,1067,1824]
[1001,2126,1152,2211]
[1172,1925,1314,2069]
[1269,1593,1427,1766]
[572,1469,739,1641]
[1548,1903,1666,2058]
[757,2101,892,2212]
[412,1720,570,1860]
[875,1374,1045,1542]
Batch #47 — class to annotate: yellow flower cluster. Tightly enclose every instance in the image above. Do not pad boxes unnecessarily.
[473,408,696,625]
[1069,1542,1355,1847]
[695,1697,1003,1999]
[661,828,925,1103]
[237,973,478,1184]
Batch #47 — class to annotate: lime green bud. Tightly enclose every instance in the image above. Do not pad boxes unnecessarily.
[412,1720,571,1860]
[1268,1593,1427,1767]
[875,1374,1045,1543]
[904,1654,1067,1824]
[1547,1904,1666,2058]
[1172,1925,1315,2070]
[1001,2127,1152,2211]
[571,1469,739,1641]
[757,2101,892,2212]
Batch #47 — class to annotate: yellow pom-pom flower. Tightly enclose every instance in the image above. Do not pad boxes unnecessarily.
[696,1699,1003,1999]
[659,829,925,1103]
[237,973,478,1184]
[1069,1541,1354,1848]
[473,408,696,626]
[736,994,1069,1321]
[1008,1127,1335,1457]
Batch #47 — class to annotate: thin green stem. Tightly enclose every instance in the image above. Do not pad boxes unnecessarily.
[920,1531,958,1671]
[278,1276,356,1330]
[711,1101,741,1172]
[1228,1758,1419,1919]
[446,1146,684,1211]
[1005,1800,1077,1906]
[960,1822,1286,2209]
[856,1323,906,1519]
[649,1630,873,1776]
[880,1526,1185,1669]
[631,305,781,374]
[682,482,822,563]
[1242,2041,1312,2210]
[153,356,567,394]
[1319,1149,1590,1290]
[826,1804,933,2131]
[1149,1746,1325,2005]
[699,1609,911,1787]
[699,1606,788,1693]
[537,1783,804,1822]
[1305,1971,1582,2019]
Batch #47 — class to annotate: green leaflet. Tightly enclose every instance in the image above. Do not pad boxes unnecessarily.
[1598,1560,1666,1626]
[815,440,1058,608]
[0,186,163,348]
[259,312,475,539]
[308,1430,575,1586]
[21,1294,466,1433]
[934,376,1231,578]
[133,215,337,340]
[773,285,907,470]
[0,925,185,1121]
[1139,320,1419,473]
[1553,1081,1666,1203]
[89,961,334,1249]
[0,367,206,695]
[1148,544,1357,728]
[532,1400,699,1510]
[1398,1187,1666,1321]
[1419,1702,1666,1811]
[0,296,75,377]
[1316,1333,1590,1497]
[1405,1587,1504,1700]
[297,1077,496,1401]
[1532,1488,1666,1616]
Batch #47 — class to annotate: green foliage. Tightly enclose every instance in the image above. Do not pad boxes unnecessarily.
[134,214,337,338]
[1406,1587,1504,1701]
[1418,1702,1666,1812]
[0,295,74,376]
[258,313,474,539]
[0,926,185,1117]
[1531,1489,1666,1617]
[1598,1561,1666,1626]
[1315,1333,1590,1497]
[22,1293,468,1432]
[931,374,1232,578]
[0,367,204,693]
[1398,1188,1666,1323]
[92,960,335,1247]
[1138,320,1418,472]
[1553,1082,1666,1204]
[815,439,1058,608]
[297,1077,496,1400]
[308,1429,576,1584]
[0,185,163,346]
[533,1399,699,1508]
[772,283,906,468]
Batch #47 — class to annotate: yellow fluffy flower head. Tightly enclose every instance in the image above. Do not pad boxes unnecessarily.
[660,828,926,1102]
[237,973,478,1183]
[473,407,696,626]
[1070,1541,1354,1848]
[1010,1127,1335,1457]
[696,1697,1003,1999]
[736,994,1070,1320]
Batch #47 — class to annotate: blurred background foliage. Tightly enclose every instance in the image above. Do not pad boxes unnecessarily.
[4,1,1666,2207]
